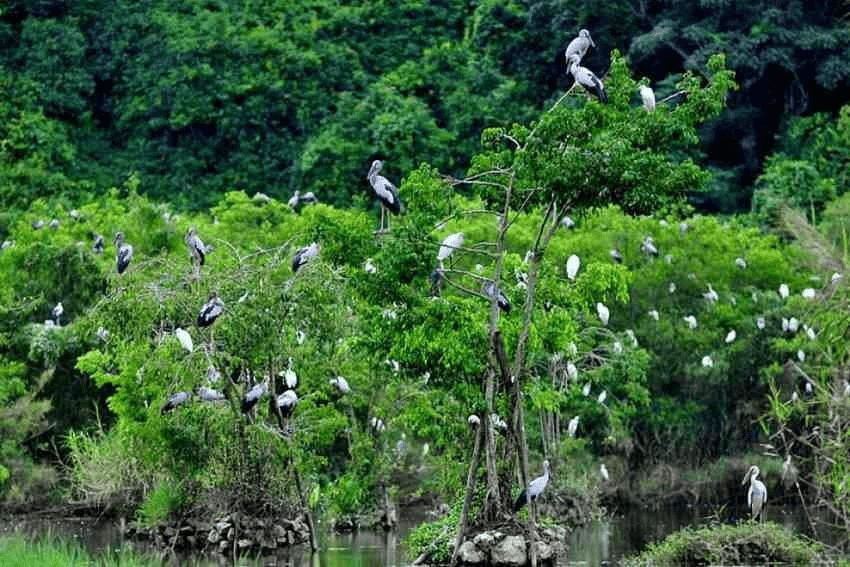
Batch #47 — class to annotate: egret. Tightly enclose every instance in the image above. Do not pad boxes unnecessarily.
[804,381,813,396]
[704,284,719,303]
[161,392,190,414]
[756,317,766,330]
[292,242,320,273]
[51,302,63,325]
[626,329,638,347]
[735,257,747,269]
[806,327,816,340]
[641,237,659,256]
[370,416,386,433]
[638,85,655,112]
[567,54,607,103]
[483,281,511,313]
[831,272,842,282]
[609,249,623,263]
[329,376,351,394]
[199,386,225,402]
[560,216,575,229]
[32,220,44,230]
[801,288,815,299]
[197,292,224,327]
[798,350,806,362]
[669,282,676,294]
[437,232,464,265]
[649,310,659,321]
[364,258,377,274]
[96,327,109,341]
[241,381,268,414]
[725,330,736,343]
[276,389,299,418]
[252,192,271,203]
[684,315,697,329]
[596,302,609,326]
[92,234,104,255]
[49,219,60,230]
[175,328,194,353]
[567,416,580,437]
[468,414,480,428]
[582,383,591,396]
[782,317,789,332]
[288,190,319,209]
[702,356,713,368]
[282,365,298,389]
[367,160,402,233]
[566,254,580,280]
[742,465,767,522]
[788,318,799,332]
[113,232,133,274]
[597,390,607,404]
[679,222,689,234]
[185,227,208,274]
[566,362,578,381]
[564,29,595,64]
[612,341,623,354]
[513,460,550,511]
[600,463,610,481]
[490,414,507,431]
[779,284,789,299]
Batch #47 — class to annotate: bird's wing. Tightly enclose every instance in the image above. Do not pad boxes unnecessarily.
[373,178,398,205]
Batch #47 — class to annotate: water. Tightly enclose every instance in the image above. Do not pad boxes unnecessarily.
[0,504,823,566]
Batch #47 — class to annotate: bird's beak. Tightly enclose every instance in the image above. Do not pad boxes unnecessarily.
[590,38,596,47]
[741,469,751,485]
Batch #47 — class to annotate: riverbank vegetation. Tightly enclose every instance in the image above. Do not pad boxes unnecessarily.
[2,0,850,562]
[0,533,165,567]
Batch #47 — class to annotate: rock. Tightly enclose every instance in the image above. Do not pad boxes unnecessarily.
[458,541,485,564]
[534,541,553,561]
[272,524,287,543]
[208,529,221,544]
[237,538,253,549]
[473,532,496,550]
[491,535,526,567]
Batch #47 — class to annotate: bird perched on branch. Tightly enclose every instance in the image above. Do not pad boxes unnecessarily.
[241,380,268,414]
[514,460,550,512]
[567,54,607,103]
[276,389,299,419]
[292,242,320,273]
[197,292,224,327]
[161,391,190,414]
[185,227,208,275]
[367,160,402,233]
[639,85,656,112]
[483,281,511,313]
[742,465,767,522]
[113,232,133,274]
[564,29,595,64]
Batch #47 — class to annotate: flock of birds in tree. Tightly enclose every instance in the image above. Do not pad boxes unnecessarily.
[21,28,827,521]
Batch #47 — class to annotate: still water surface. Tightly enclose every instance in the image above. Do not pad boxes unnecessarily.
[2,503,816,566]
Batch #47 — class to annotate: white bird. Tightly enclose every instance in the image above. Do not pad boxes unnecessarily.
[639,85,655,112]
[798,350,806,362]
[788,318,799,332]
[437,232,464,264]
[51,302,63,325]
[175,328,193,353]
[283,367,298,389]
[702,356,713,368]
[49,219,60,229]
[364,258,377,274]
[582,383,591,397]
[782,317,790,332]
[566,254,581,280]
[197,292,224,327]
[96,326,109,341]
[641,237,659,256]
[564,29,595,64]
[292,242,320,273]
[113,232,133,274]
[568,416,580,437]
[801,288,816,299]
[367,160,402,233]
[791,391,799,402]
[684,315,697,329]
[514,460,550,511]
[704,284,719,303]
[560,216,575,229]
[595,303,610,327]
[490,413,507,430]
[468,414,481,427]
[742,465,767,521]
[779,284,789,299]
[831,272,842,282]
[600,463,610,481]
[370,416,386,433]
[725,330,736,343]
[649,310,659,321]
[296,330,306,345]
[756,317,766,330]
[806,327,816,340]
[613,341,623,354]
[669,282,676,294]
[329,376,351,394]
[567,54,607,103]
[566,362,578,381]
[626,329,638,347]
[609,249,623,263]
[597,390,607,404]
[679,222,689,234]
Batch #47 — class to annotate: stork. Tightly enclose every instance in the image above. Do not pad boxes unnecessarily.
[185,227,207,277]
[482,281,511,313]
[514,460,550,512]
[367,160,402,233]
[564,29,595,64]
[197,292,224,327]
[292,242,320,273]
[567,54,607,103]
[113,232,133,274]
[161,392,190,414]
[742,465,767,522]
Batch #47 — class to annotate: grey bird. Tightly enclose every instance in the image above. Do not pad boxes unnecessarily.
[276,389,299,419]
[742,465,767,522]
[514,460,550,511]
[197,292,224,327]
[564,29,595,64]
[483,281,511,313]
[185,227,207,267]
[292,242,320,273]
[567,54,607,103]
[161,391,191,414]
[241,381,268,414]
[367,160,402,233]
[198,386,225,402]
[113,232,133,274]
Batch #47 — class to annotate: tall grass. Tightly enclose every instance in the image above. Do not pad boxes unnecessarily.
[0,533,163,567]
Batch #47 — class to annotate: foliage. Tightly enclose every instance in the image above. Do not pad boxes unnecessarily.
[622,522,821,566]
[0,533,184,567]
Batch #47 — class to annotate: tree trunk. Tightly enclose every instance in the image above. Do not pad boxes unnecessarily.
[451,422,484,566]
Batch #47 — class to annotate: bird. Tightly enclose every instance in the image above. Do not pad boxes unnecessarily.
[735,257,747,269]
[596,302,609,326]
[429,267,445,297]
[113,232,133,274]
[788,318,799,332]
[241,381,268,414]
[282,363,298,389]
[370,416,386,433]
[161,391,191,414]
[96,327,109,341]
[567,54,607,103]
[437,232,464,266]
[199,386,225,402]
[566,362,578,381]
[702,356,713,368]
[779,283,789,299]
[329,376,352,394]
[600,463,610,481]
[288,190,319,209]
[639,85,655,112]
[756,317,766,330]
[798,350,806,362]
[668,282,676,294]
[483,281,511,313]
[32,220,45,230]
[641,237,658,256]
[367,160,402,233]
[582,382,591,396]
[252,192,271,203]
[51,302,63,325]
[684,315,697,329]
[742,465,767,521]
[725,330,736,343]
[364,258,377,274]
[564,29,595,64]
[626,329,638,347]
[679,222,689,234]
[92,234,104,255]
[175,328,193,352]
[292,242,320,273]
[597,390,607,404]
[649,310,659,321]
[566,254,580,280]
[513,460,550,512]
[802,288,816,299]
[197,292,224,327]
[609,249,623,263]
[567,416,580,437]
[704,284,719,303]
[276,389,299,419]
[560,216,575,229]
[468,414,481,428]
[806,326,816,340]
[185,227,207,269]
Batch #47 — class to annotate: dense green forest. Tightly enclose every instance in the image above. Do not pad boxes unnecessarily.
[2,0,850,559]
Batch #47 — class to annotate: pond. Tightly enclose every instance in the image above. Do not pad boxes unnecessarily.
[0,503,823,566]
